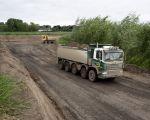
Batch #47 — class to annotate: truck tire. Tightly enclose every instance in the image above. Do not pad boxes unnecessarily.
[58,60,64,70]
[43,41,46,44]
[88,69,97,82]
[71,64,77,75]
[65,62,70,72]
[109,77,115,81]
[80,67,87,79]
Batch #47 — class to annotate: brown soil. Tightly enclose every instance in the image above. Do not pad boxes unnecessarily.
[0,35,61,42]
[67,42,88,48]
[0,42,64,120]
[124,64,150,76]
[0,43,43,120]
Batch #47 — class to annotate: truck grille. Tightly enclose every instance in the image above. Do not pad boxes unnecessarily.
[107,64,123,70]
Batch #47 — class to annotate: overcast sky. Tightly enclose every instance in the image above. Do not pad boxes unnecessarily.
[0,0,149,25]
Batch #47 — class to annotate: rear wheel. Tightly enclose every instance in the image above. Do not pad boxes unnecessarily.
[65,62,70,72]
[71,64,78,74]
[88,69,97,82]
[80,67,87,79]
[58,60,64,70]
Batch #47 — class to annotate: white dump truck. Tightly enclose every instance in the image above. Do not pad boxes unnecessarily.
[57,44,124,82]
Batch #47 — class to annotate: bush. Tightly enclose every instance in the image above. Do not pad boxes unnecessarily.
[72,17,113,44]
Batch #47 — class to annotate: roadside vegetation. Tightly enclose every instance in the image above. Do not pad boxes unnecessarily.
[60,14,150,70]
[58,34,72,44]
[0,74,28,117]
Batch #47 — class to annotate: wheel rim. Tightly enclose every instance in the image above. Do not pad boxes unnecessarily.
[89,70,96,81]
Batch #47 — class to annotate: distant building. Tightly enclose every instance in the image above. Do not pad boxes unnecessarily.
[38,29,52,32]
[38,25,52,32]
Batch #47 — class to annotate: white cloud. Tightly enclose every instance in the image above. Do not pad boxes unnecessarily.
[0,0,149,25]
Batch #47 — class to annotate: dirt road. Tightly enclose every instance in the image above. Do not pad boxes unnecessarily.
[6,40,150,120]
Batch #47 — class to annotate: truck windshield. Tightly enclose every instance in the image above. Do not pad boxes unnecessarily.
[104,52,123,61]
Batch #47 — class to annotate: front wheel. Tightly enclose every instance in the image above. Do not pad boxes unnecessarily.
[88,69,97,82]
[109,77,115,81]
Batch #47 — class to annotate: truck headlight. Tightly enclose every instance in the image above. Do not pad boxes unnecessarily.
[102,72,107,75]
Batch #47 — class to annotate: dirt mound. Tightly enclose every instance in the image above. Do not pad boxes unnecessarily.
[124,64,150,75]
[0,43,64,120]
[0,35,60,42]
[0,35,40,42]
[66,42,88,49]
[0,43,43,120]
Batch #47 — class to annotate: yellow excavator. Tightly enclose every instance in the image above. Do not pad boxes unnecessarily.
[42,35,55,44]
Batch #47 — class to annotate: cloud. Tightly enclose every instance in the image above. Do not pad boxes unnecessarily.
[0,0,149,25]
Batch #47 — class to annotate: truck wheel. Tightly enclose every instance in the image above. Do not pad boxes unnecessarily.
[58,61,64,70]
[109,77,115,81]
[88,69,97,82]
[80,67,87,79]
[65,62,70,72]
[71,64,77,74]
[47,40,49,44]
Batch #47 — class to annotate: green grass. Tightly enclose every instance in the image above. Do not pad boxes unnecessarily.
[0,31,71,35]
[58,34,72,45]
[0,74,28,116]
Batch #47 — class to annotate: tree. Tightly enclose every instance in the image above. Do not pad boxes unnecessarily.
[72,16,113,44]
[29,22,39,31]
[0,22,7,32]
[52,25,61,31]
[5,18,39,32]
[116,14,140,52]
[6,18,24,31]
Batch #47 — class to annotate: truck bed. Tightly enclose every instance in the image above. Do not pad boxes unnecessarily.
[57,46,88,64]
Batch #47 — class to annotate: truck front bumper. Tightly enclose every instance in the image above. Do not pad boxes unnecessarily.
[98,70,123,79]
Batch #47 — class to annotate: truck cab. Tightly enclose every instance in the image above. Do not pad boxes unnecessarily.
[88,44,124,80]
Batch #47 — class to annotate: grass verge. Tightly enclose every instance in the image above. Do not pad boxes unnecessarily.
[0,74,29,116]
[58,34,72,45]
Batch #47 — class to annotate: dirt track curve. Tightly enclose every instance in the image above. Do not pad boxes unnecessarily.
[6,40,150,120]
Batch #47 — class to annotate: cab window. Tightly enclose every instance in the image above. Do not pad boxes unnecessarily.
[96,51,102,60]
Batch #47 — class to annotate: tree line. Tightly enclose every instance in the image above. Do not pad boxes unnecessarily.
[62,14,150,70]
[0,18,74,32]
[0,18,39,32]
